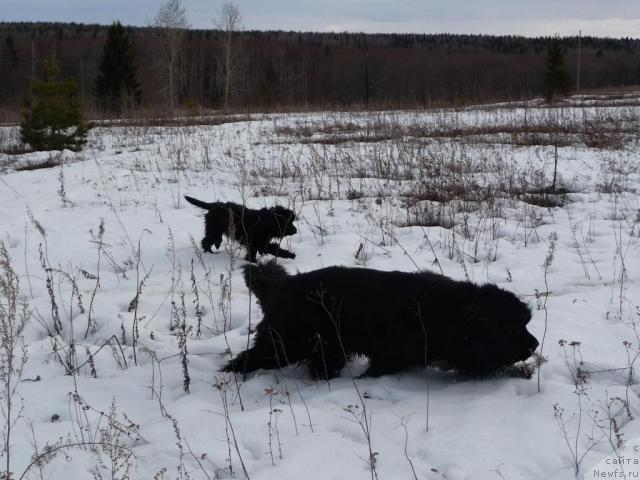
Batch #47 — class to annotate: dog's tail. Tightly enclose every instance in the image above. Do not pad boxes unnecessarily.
[184,195,213,210]
[243,261,288,307]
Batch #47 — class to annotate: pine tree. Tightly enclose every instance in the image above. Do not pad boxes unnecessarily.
[94,21,141,113]
[20,56,89,151]
[543,38,573,103]
[0,35,18,97]
[258,60,279,107]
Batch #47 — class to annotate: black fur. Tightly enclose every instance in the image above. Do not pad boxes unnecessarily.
[223,263,539,379]
[184,196,298,262]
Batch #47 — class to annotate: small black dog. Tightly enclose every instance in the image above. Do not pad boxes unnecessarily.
[223,263,538,379]
[184,196,297,262]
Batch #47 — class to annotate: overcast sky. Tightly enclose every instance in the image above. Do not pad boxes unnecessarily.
[3,0,640,37]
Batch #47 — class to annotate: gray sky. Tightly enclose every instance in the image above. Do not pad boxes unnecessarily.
[3,0,640,37]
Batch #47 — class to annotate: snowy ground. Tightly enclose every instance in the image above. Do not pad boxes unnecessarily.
[0,101,639,479]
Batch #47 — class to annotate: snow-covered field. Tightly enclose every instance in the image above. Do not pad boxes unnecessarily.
[0,102,639,479]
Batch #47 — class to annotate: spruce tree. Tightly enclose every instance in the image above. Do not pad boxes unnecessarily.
[94,21,141,113]
[20,56,89,151]
[543,38,573,103]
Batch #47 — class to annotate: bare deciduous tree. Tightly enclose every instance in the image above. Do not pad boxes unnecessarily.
[153,0,190,112]
[215,2,241,110]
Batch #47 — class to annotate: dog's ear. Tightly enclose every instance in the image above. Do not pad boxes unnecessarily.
[273,206,296,220]
[472,284,531,326]
[285,208,297,221]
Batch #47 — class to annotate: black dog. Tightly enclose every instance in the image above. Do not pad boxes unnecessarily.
[223,263,538,379]
[184,196,297,262]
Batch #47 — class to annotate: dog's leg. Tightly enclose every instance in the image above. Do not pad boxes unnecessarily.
[201,232,223,253]
[222,328,291,375]
[262,242,296,259]
[201,237,214,253]
[222,347,281,375]
[307,333,345,380]
[210,228,223,250]
[246,246,258,263]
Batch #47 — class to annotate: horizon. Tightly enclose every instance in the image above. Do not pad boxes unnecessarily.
[2,0,639,38]
[1,20,638,41]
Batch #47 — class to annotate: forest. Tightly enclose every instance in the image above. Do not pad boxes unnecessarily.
[1,21,639,117]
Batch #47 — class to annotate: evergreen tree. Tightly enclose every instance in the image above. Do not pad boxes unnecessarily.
[94,21,141,113]
[0,35,19,96]
[258,60,279,107]
[543,38,573,103]
[20,56,89,151]
[3,35,18,64]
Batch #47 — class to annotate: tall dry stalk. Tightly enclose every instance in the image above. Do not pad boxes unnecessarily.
[0,241,30,479]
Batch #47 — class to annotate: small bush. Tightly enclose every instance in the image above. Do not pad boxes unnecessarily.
[20,56,89,152]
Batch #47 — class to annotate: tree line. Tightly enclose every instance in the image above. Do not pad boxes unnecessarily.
[1,14,639,116]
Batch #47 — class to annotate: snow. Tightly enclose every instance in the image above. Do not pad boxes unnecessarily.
[0,101,639,479]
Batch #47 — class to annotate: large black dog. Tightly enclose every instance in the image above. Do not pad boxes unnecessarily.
[223,263,538,379]
[184,196,297,262]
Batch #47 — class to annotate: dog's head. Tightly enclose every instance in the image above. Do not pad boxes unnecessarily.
[455,284,538,375]
[243,261,289,310]
[269,206,298,237]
